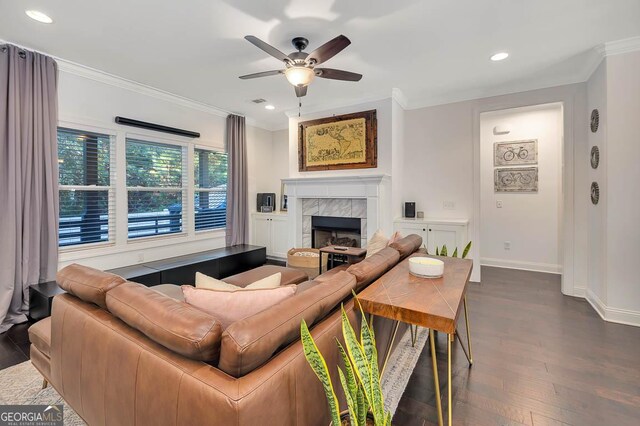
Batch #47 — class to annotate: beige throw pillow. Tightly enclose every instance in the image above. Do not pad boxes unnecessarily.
[366,230,390,258]
[195,272,282,291]
[182,285,296,329]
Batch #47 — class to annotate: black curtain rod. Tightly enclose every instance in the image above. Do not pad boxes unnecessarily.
[115,116,200,138]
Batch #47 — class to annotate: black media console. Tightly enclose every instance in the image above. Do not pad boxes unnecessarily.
[29,245,267,320]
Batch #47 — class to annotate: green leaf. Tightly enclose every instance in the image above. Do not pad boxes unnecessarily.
[337,340,358,410]
[462,241,472,259]
[341,307,374,417]
[356,385,367,426]
[435,246,440,256]
[357,301,385,424]
[338,367,358,426]
[301,319,341,426]
[441,245,448,256]
[452,247,458,258]
[385,410,392,426]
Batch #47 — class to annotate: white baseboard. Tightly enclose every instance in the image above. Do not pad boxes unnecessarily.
[480,257,562,274]
[572,286,587,298]
[586,289,640,327]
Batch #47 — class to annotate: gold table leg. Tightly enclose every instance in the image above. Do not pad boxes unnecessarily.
[42,379,48,389]
[429,329,444,426]
[463,295,473,365]
[410,325,418,347]
[447,333,453,426]
[380,320,400,377]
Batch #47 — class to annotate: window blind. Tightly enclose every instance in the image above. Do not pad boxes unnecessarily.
[194,148,228,230]
[126,139,187,238]
[58,127,114,247]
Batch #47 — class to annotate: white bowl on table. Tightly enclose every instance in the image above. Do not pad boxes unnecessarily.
[408,257,444,278]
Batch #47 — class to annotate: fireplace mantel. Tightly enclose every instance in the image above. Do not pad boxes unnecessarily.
[283,175,392,248]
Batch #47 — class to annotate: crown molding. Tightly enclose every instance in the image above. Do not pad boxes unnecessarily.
[391,88,408,109]
[600,36,640,57]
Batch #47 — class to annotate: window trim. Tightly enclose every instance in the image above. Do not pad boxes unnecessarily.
[125,136,189,241]
[57,124,117,252]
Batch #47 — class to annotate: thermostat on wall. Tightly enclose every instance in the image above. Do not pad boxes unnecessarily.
[493,125,511,135]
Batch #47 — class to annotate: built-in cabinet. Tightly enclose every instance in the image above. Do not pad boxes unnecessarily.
[393,218,469,255]
[251,213,289,259]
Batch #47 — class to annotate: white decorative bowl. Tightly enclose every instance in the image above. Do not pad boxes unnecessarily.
[409,257,444,278]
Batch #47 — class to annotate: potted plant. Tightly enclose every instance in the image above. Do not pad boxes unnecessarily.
[300,300,391,426]
[434,241,472,258]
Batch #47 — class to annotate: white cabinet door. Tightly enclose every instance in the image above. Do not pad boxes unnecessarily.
[394,223,429,248]
[270,218,290,259]
[427,224,460,255]
[253,216,271,252]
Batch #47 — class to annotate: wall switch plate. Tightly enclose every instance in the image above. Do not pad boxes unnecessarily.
[443,201,455,210]
[504,241,511,250]
[496,200,503,208]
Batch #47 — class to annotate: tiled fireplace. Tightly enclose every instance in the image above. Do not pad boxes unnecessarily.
[301,199,367,248]
[282,175,391,250]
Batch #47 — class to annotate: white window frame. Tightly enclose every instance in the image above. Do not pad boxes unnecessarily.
[57,124,117,252]
[125,135,189,242]
[194,146,228,233]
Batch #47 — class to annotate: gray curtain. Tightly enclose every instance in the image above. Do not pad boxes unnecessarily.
[0,44,59,333]
[225,114,248,246]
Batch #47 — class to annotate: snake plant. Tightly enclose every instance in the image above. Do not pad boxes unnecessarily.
[435,241,472,259]
[301,299,391,426]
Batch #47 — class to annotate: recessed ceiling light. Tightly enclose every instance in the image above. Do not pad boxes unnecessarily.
[490,52,509,62]
[25,10,53,24]
[264,105,275,110]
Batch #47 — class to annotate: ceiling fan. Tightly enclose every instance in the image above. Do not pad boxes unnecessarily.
[239,35,362,98]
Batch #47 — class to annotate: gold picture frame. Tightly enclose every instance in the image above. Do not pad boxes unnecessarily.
[298,110,377,171]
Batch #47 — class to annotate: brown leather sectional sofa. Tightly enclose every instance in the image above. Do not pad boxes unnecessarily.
[28,235,423,426]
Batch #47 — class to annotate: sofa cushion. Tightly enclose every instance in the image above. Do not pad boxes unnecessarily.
[195,271,282,291]
[57,264,125,309]
[223,265,308,287]
[153,284,184,301]
[218,270,356,377]
[106,282,223,363]
[347,247,400,291]
[182,285,296,330]
[389,234,423,259]
[365,230,389,258]
[28,317,51,357]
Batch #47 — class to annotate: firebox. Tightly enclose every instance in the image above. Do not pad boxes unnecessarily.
[311,216,361,249]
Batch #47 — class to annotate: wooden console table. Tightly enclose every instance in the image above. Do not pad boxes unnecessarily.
[318,246,367,275]
[357,254,474,426]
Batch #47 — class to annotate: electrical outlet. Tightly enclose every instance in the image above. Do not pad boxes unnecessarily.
[496,200,503,208]
[443,201,455,210]
[504,241,511,250]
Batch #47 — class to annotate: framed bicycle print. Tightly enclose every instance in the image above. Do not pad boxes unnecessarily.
[494,140,538,166]
[495,167,538,192]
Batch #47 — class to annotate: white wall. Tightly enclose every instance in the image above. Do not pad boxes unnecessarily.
[57,67,273,271]
[586,61,608,305]
[480,104,563,273]
[402,84,588,288]
[605,51,640,315]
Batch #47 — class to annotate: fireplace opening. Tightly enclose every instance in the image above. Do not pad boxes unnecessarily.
[311,216,361,249]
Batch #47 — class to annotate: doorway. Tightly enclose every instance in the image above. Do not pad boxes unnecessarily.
[479,103,564,275]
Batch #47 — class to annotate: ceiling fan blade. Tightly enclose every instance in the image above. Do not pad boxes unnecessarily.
[244,35,291,63]
[295,85,308,98]
[307,35,351,65]
[239,70,284,79]
[315,68,362,81]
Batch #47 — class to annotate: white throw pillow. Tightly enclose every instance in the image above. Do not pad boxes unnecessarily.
[195,271,282,291]
[366,229,389,258]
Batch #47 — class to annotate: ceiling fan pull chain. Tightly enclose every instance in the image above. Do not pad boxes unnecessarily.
[298,99,302,117]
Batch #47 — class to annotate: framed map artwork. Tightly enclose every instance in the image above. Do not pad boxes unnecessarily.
[298,110,377,171]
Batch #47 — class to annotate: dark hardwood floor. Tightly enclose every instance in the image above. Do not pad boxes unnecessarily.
[394,266,640,425]
[1,266,639,425]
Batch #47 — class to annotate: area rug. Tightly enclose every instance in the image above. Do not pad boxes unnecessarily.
[0,327,427,424]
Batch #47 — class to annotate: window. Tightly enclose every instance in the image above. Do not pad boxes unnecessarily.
[194,148,228,230]
[58,128,114,247]
[126,139,186,239]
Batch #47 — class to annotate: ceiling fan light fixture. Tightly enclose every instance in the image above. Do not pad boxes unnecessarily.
[25,10,53,24]
[285,66,315,86]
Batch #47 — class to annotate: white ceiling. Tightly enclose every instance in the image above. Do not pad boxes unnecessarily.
[1,0,639,129]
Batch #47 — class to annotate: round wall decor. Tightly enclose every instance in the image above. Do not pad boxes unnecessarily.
[590,146,600,169]
[591,182,600,205]
[590,109,600,133]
